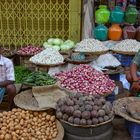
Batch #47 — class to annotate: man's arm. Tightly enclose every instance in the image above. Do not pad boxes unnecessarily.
[130,63,139,82]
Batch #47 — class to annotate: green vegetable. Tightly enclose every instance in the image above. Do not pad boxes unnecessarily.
[14,66,31,84]
[23,71,56,86]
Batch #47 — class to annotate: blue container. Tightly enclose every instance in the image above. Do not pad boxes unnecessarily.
[113,54,134,67]
[110,6,124,23]
[125,120,140,140]
[106,92,115,103]
[93,24,108,41]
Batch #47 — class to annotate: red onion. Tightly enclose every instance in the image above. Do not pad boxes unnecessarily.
[56,64,115,95]
[17,45,43,55]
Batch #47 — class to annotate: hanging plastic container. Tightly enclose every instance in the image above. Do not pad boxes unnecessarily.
[95,5,110,24]
[136,27,140,41]
[109,24,122,41]
[116,0,127,11]
[108,0,115,10]
[125,5,138,24]
[110,6,124,23]
[123,25,136,39]
[93,25,108,41]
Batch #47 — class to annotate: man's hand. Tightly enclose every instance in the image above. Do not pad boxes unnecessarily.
[131,81,140,92]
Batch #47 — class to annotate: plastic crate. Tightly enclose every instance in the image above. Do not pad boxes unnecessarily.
[106,92,115,103]
[125,120,140,140]
[113,54,134,67]
[0,0,81,48]
[109,73,120,81]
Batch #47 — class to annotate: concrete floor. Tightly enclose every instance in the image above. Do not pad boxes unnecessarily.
[112,117,131,140]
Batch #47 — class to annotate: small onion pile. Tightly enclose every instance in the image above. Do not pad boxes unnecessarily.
[56,64,115,95]
[17,45,43,56]
[111,39,140,53]
[0,108,58,140]
[56,93,113,126]
[30,48,64,65]
[74,39,108,52]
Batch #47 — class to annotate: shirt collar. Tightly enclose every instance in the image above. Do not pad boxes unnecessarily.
[0,55,4,65]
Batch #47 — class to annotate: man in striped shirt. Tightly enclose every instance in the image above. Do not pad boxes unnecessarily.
[0,46,16,110]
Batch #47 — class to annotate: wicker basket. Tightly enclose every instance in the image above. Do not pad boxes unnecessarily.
[19,55,35,71]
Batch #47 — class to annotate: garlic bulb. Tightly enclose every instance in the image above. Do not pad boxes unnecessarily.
[111,39,140,52]
[75,39,108,52]
[30,48,64,65]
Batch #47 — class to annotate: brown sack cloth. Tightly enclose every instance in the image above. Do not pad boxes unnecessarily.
[32,85,67,109]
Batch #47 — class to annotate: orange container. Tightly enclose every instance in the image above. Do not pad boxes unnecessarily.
[109,24,122,41]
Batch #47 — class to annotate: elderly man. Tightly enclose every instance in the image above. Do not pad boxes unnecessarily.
[0,46,16,110]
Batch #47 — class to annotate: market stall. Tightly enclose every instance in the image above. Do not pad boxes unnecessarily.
[0,0,140,140]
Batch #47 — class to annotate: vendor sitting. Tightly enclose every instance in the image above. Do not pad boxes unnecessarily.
[126,50,140,95]
[0,46,16,110]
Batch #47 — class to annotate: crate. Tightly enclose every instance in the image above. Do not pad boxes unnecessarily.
[106,92,115,103]
[125,120,140,140]
[0,0,81,49]
[109,73,120,81]
[113,54,134,67]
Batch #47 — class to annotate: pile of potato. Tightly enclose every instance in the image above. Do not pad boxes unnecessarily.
[0,108,58,140]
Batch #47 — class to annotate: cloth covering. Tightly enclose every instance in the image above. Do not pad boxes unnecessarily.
[0,88,5,103]
[82,0,94,39]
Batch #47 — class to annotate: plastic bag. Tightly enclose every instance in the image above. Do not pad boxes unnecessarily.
[123,25,136,39]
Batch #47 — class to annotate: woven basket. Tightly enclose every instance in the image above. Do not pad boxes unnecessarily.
[34,62,66,72]
[111,50,136,56]
[103,66,124,75]
[19,55,35,71]
[74,50,109,55]
[60,117,114,128]
[113,97,140,124]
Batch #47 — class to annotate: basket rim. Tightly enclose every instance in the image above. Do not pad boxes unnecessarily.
[59,117,114,128]
[73,50,109,55]
[113,97,140,124]
[111,50,136,55]
[29,61,65,67]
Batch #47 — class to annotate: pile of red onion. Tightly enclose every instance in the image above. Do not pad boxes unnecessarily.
[17,45,43,55]
[56,64,115,95]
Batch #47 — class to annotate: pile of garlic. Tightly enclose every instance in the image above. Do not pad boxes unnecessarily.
[30,48,64,65]
[74,39,109,52]
[111,39,140,53]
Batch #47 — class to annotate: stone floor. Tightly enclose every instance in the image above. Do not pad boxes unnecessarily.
[112,117,130,140]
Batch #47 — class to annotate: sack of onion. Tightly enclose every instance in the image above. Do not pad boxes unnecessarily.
[55,64,115,96]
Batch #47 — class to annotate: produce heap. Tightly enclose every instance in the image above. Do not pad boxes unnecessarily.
[23,71,56,86]
[43,38,75,51]
[30,48,64,65]
[56,93,113,125]
[17,45,43,56]
[111,39,140,53]
[56,64,115,95]
[74,39,108,52]
[0,109,58,140]
[14,66,31,84]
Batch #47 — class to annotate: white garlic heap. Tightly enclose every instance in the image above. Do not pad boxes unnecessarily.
[30,48,64,65]
[74,39,109,52]
[92,53,121,68]
[111,39,140,53]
